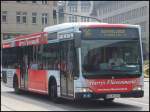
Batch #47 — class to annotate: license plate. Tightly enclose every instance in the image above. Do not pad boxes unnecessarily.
[106,94,120,98]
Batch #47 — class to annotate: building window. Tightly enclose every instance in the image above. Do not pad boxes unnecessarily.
[74,16,77,22]
[81,17,89,22]
[69,15,77,22]
[53,1,57,7]
[16,12,21,23]
[16,12,27,24]
[32,12,37,24]
[42,0,47,4]
[128,11,132,20]
[135,8,138,18]
[108,7,110,13]
[98,10,102,16]
[1,11,7,23]
[81,6,89,12]
[22,12,27,23]
[42,13,48,25]
[141,6,147,16]
[133,9,137,18]
[81,1,91,12]
[69,16,71,22]
[69,6,77,13]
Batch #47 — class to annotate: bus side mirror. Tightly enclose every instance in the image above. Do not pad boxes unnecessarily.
[74,33,81,48]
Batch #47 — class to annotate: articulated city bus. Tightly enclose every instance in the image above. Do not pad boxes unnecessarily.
[2,22,144,102]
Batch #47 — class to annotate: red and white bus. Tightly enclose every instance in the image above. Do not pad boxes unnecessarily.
[2,22,144,102]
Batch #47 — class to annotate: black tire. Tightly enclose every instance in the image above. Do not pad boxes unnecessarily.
[14,76,21,94]
[104,98,114,103]
[49,80,58,102]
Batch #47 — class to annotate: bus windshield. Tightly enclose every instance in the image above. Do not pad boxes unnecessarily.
[81,40,142,78]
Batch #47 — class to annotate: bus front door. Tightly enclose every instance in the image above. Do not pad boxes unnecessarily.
[60,41,74,98]
[20,48,28,89]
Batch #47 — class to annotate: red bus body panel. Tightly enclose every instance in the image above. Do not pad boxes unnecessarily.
[2,32,48,48]
[2,42,12,48]
[86,78,141,93]
[28,69,48,92]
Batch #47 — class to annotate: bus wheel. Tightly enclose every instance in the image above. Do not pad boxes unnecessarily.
[14,76,20,94]
[49,80,58,102]
[104,98,114,103]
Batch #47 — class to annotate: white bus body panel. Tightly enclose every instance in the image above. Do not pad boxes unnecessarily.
[2,68,16,88]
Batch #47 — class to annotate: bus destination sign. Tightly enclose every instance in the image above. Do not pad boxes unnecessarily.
[81,28,139,39]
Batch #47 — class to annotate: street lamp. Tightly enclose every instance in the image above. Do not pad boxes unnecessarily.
[57,1,65,7]
[57,1,65,24]
[53,1,65,24]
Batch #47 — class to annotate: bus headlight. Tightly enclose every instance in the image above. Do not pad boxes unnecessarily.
[132,86,143,91]
[76,87,93,93]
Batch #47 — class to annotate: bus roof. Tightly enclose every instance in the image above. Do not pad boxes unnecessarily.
[2,22,140,48]
[44,22,140,33]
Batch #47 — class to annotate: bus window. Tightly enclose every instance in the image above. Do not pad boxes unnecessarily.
[2,47,20,69]
[81,40,142,77]
[38,43,60,70]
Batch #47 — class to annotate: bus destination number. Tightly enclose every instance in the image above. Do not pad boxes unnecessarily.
[58,33,74,39]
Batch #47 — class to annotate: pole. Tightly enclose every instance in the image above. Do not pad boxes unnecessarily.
[53,10,101,22]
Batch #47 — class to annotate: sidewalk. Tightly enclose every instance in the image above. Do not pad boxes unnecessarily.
[1,105,12,111]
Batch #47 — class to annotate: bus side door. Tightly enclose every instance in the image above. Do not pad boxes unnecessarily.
[20,47,28,89]
[60,40,77,98]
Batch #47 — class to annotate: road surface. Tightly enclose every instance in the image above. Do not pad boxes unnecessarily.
[1,80,149,111]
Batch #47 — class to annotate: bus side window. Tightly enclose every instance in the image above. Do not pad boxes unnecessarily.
[3,47,19,69]
[39,43,60,70]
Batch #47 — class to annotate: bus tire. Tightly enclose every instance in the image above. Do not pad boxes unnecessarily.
[13,75,20,94]
[49,79,58,103]
[104,98,114,103]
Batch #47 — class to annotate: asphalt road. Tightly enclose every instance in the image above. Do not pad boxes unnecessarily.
[1,81,149,111]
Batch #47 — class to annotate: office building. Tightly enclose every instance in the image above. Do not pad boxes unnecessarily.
[1,1,54,40]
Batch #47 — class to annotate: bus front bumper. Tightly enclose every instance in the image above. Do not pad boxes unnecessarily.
[75,91,144,100]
